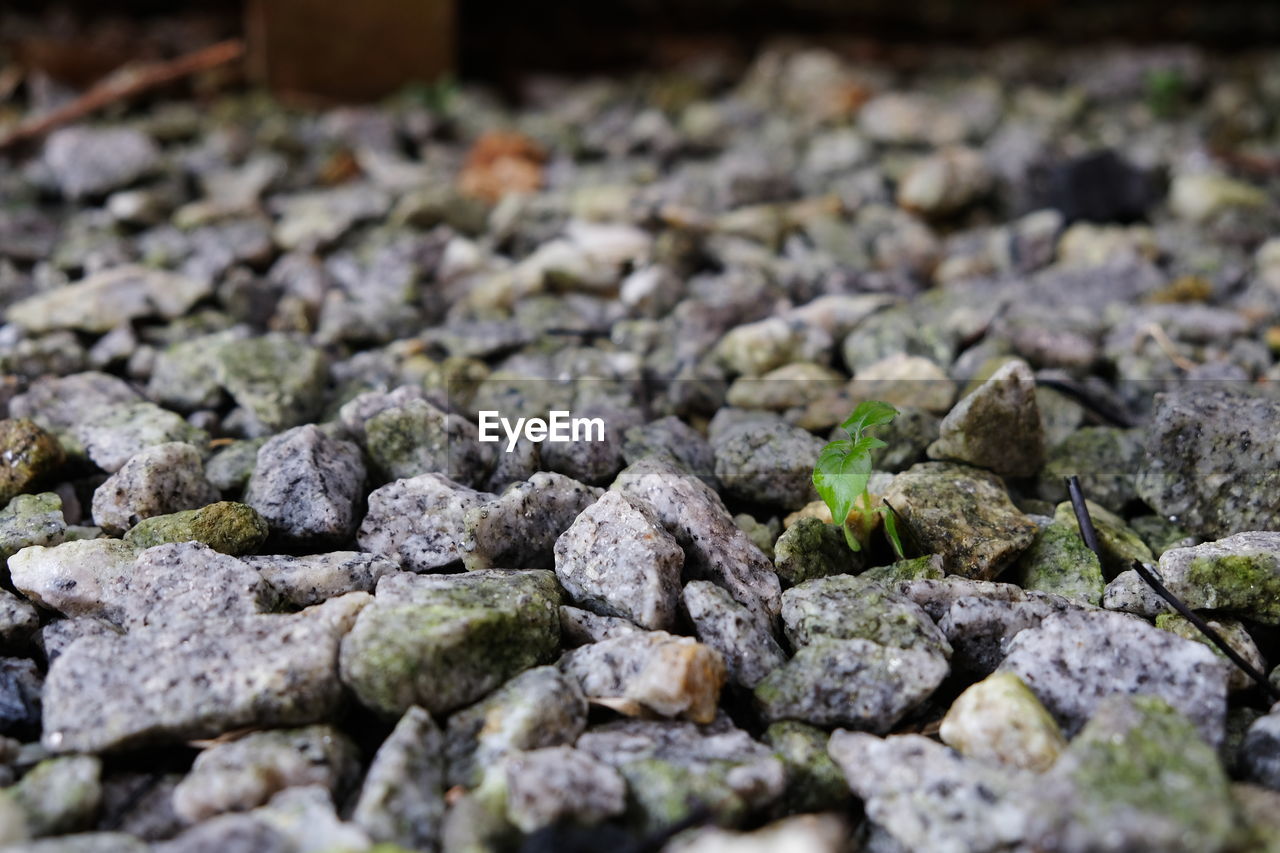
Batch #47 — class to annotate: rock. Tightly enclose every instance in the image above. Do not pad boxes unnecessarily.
[145,330,244,413]
[1037,149,1159,223]
[500,746,627,832]
[443,665,587,788]
[883,463,1038,579]
[861,553,946,584]
[871,406,940,473]
[41,593,369,753]
[9,755,101,837]
[781,573,951,657]
[1026,695,1236,853]
[711,417,824,509]
[998,608,1231,744]
[558,605,640,646]
[1010,522,1105,606]
[1242,712,1280,790]
[38,618,120,667]
[613,458,782,626]
[897,147,992,217]
[1136,387,1280,539]
[772,517,859,587]
[0,493,66,561]
[1101,568,1171,617]
[90,442,219,534]
[668,814,850,853]
[1169,172,1267,222]
[358,474,492,572]
[0,421,63,505]
[762,722,850,813]
[244,552,398,607]
[1157,613,1266,692]
[576,716,785,831]
[7,372,139,440]
[465,472,601,571]
[3,833,147,852]
[1154,532,1280,625]
[621,416,718,487]
[895,576,1029,622]
[204,438,267,494]
[1052,498,1153,577]
[561,631,725,723]
[938,592,1077,676]
[8,266,210,335]
[753,638,947,730]
[0,590,38,648]
[245,426,365,545]
[339,570,561,717]
[713,316,832,378]
[351,706,445,851]
[927,359,1045,478]
[733,512,779,562]
[682,580,786,689]
[272,184,391,249]
[849,353,956,414]
[364,398,492,486]
[725,362,844,412]
[212,334,328,436]
[1037,426,1143,509]
[41,127,159,199]
[553,491,684,630]
[122,501,269,554]
[939,671,1066,772]
[0,658,42,735]
[828,730,1031,853]
[72,403,207,474]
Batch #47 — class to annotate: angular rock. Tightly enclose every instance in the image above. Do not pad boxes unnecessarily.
[938,592,1078,676]
[554,491,683,629]
[621,416,717,487]
[146,330,244,413]
[9,755,101,838]
[860,553,946,584]
[762,721,850,813]
[0,658,42,736]
[358,474,492,572]
[1053,499,1152,577]
[365,398,492,486]
[1157,613,1266,692]
[883,462,1038,579]
[1037,426,1143,509]
[782,573,952,657]
[0,590,38,648]
[998,608,1231,744]
[558,605,641,646]
[351,706,445,852]
[1010,522,1105,606]
[772,517,859,587]
[683,580,785,689]
[339,570,561,717]
[8,267,209,336]
[928,359,1045,478]
[203,438,267,494]
[0,492,66,561]
[245,426,365,544]
[500,746,627,833]
[939,671,1066,772]
[42,594,370,753]
[711,417,824,509]
[465,472,601,571]
[1154,532,1280,625]
[42,127,159,199]
[90,442,219,534]
[212,333,328,436]
[895,576,1030,622]
[244,552,398,607]
[72,402,207,474]
[0,420,63,505]
[1101,568,1170,617]
[122,501,269,555]
[7,372,139,441]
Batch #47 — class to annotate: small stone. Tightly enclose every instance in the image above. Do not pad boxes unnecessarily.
[122,501,269,555]
[554,491,684,630]
[938,592,1078,676]
[734,513,780,561]
[146,330,244,413]
[782,573,951,659]
[244,552,398,607]
[37,618,120,667]
[895,576,1028,622]
[754,638,947,730]
[560,631,726,723]
[897,147,992,217]
[621,416,717,487]
[883,462,1038,579]
[359,474,493,572]
[339,570,561,717]
[939,671,1066,772]
[0,421,63,505]
[4,832,147,852]
[1101,568,1170,617]
[1169,172,1267,222]
[849,353,956,414]
[0,493,66,561]
[1242,712,1280,790]
[212,333,328,436]
[872,406,940,473]
[1154,532,1280,625]
[8,372,139,441]
[682,580,786,688]
[711,417,824,509]
[1052,499,1153,576]
[860,554,946,584]
[1010,522,1105,606]
[7,266,210,335]
[1026,695,1236,853]
[828,730,1030,853]
[762,722,850,813]
[559,606,641,645]
[42,127,159,199]
[927,359,1045,478]
[465,472,601,571]
[90,442,219,534]
[0,658,42,735]
[725,362,844,412]
[998,608,1231,744]
[713,317,832,378]
[772,518,860,587]
[669,814,851,853]
[614,459,782,626]
[1157,613,1266,692]
[42,593,369,753]
[172,725,358,822]
[9,755,101,837]
[245,426,365,545]
[500,746,627,833]
[362,398,492,487]
[351,706,445,852]
[0,590,38,648]
[72,402,207,474]
[204,438,267,493]
[1037,426,1143,509]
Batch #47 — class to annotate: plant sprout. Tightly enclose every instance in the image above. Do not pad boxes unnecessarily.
[812,400,905,557]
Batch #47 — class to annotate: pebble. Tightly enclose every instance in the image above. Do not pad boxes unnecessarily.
[1009,522,1105,606]
[244,552,398,607]
[927,359,1045,478]
[350,706,445,851]
[710,415,825,509]
[212,334,328,436]
[0,493,66,561]
[7,755,102,838]
[897,147,992,217]
[90,442,218,534]
[939,671,1066,772]
[358,473,493,571]
[621,416,718,487]
[0,657,43,736]
[1156,613,1266,692]
[939,591,1078,676]
[7,266,210,336]
[500,746,627,832]
[772,517,860,586]
[465,471,601,571]
[0,420,64,505]
[782,573,951,658]
[682,580,786,688]
[244,425,365,544]
[364,398,493,486]
[72,402,208,473]
[41,127,160,199]
[762,721,850,813]
[122,501,269,554]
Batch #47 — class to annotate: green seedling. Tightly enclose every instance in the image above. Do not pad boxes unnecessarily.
[812,400,905,557]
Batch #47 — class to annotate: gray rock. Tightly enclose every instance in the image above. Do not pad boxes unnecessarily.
[41,593,369,753]
[540,418,627,486]
[204,438,268,494]
[998,608,1231,744]
[894,577,1030,622]
[1154,532,1280,625]
[352,706,445,851]
[1156,613,1266,693]
[1242,712,1280,791]
[0,657,42,735]
[614,458,782,626]
[753,638,948,731]
[762,721,850,813]
[358,474,493,572]
[500,746,627,833]
[883,462,1038,579]
[172,725,359,822]
[1102,568,1170,617]
[244,552,399,607]
[558,605,641,646]
[1037,426,1143,509]
[1136,387,1280,539]
[622,416,717,487]
[554,491,684,629]
[72,403,208,473]
[339,570,561,717]
[938,593,1078,676]
[781,573,952,658]
[1,833,148,853]
[0,590,38,648]
[0,493,66,561]
[245,425,365,544]
[682,580,786,688]
[827,731,1031,853]
[1052,499,1153,577]
[465,472,601,571]
[90,442,219,534]
[212,333,328,436]
[151,811,291,853]
[37,618,120,667]
[42,127,159,199]
[927,359,1045,478]
[8,755,101,838]
[9,265,210,336]
[8,372,139,440]
[444,665,587,788]
[711,416,824,509]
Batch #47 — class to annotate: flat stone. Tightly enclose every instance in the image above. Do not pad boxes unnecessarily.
[358,474,493,571]
[500,746,627,833]
[42,127,159,199]
[352,705,444,851]
[998,608,1231,744]
[554,490,684,630]
[90,442,219,534]
[0,493,66,561]
[72,402,208,474]
[928,359,1045,478]
[939,671,1066,772]
[781,573,952,658]
[0,420,64,505]
[8,266,210,335]
[42,593,369,753]
[339,570,561,717]
[7,372,139,441]
[244,552,398,607]
[682,580,785,689]
[245,426,365,544]
[1154,532,1280,625]
[465,472,601,571]
[883,462,1038,579]
[122,501,269,555]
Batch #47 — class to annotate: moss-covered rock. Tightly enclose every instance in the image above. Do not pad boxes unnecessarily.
[0,420,64,504]
[781,573,951,657]
[1011,522,1105,606]
[365,398,492,486]
[763,721,850,813]
[213,332,328,435]
[8,755,101,837]
[860,553,945,584]
[1037,426,1142,510]
[1129,514,1194,558]
[927,359,1045,478]
[1053,499,1152,578]
[939,671,1065,772]
[0,492,66,561]
[123,501,269,555]
[773,516,859,586]
[1156,532,1280,625]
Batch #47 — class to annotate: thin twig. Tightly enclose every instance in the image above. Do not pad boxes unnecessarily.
[1065,475,1103,560]
[0,39,245,150]
[1131,559,1280,702]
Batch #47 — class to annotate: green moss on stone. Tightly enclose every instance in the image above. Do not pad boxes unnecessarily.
[0,492,66,561]
[860,554,945,583]
[1012,523,1105,606]
[763,721,849,813]
[773,517,859,586]
[123,501,268,555]
[1053,499,1152,578]
[0,419,64,504]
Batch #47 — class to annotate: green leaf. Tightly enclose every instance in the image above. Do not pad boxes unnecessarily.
[812,439,872,539]
[880,505,906,560]
[840,400,899,441]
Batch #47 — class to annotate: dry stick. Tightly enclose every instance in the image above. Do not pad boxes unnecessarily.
[0,39,245,150]
[1066,475,1280,702]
